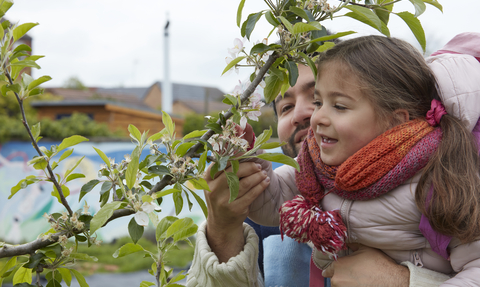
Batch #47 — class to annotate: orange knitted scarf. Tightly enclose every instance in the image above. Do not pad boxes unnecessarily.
[279,119,442,255]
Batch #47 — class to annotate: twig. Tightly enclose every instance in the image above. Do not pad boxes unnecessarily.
[148,52,280,195]
[5,72,73,216]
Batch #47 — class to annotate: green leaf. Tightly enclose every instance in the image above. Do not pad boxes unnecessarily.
[175,142,195,157]
[70,269,88,287]
[154,188,181,199]
[156,216,178,240]
[285,61,299,87]
[13,284,36,287]
[289,6,309,20]
[69,253,98,262]
[64,156,85,179]
[254,127,273,147]
[166,217,195,238]
[30,122,41,142]
[408,0,426,17]
[183,129,207,140]
[374,3,393,25]
[24,253,46,269]
[173,224,198,243]
[58,148,73,164]
[90,201,123,234]
[128,124,142,143]
[148,165,170,176]
[79,179,100,201]
[345,11,390,36]
[197,151,208,174]
[250,43,271,55]
[93,146,111,168]
[0,256,17,277]
[263,72,285,103]
[424,0,443,12]
[173,190,183,215]
[51,185,70,204]
[13,22,38,41]
[241,12,263,40]
[231,160,239,174]
[222,56,246,75]
[292,22,321,34]
[316,41,336,53]
[265,10,280,27]
[58,135,88,152]
[226,172,240,203]
[223,93,238,106]
[57,268,72,287]
[100,181,113,195]
[125,149,140,190]
[277,16,293,34]
[396,11,425,52]
[140,281,155,287]
[188,178,210,191]
[27,75,51,90]
[344,5,382,33]
[128,217,144,244]
[298,52,317,79]
[259,142,284,150]
[13,265,32,285]
[161,111,175,138]
[66,173,85,183]
[46,279,62,287]
[255,153,300,171]
[0,0,13,18]
[236,0,246,27]
[188,189,208,218]
[205,123,222,135]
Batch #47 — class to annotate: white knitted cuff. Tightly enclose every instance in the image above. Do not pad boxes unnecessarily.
[401,261,450,287]
[186,221,263,287]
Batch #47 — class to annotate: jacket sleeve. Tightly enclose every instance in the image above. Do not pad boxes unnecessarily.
[438,238,480,286]
[186,221,264,287]
[401,261,451,287]
[247,157,300,227]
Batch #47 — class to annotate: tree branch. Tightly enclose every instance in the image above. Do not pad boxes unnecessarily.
[5,72,73,216]
[148,52,280,195]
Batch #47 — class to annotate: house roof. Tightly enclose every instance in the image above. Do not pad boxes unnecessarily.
[175,99,230,114]
[153,82,225,102]
[30,99,161,114]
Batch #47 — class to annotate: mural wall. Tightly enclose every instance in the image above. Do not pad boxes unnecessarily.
[0,141,207,244]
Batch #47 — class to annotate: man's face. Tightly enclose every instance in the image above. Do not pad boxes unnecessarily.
[274,65,316,157]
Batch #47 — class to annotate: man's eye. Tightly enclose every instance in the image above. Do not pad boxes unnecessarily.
[313,100,322,107]
[280,104,293,114]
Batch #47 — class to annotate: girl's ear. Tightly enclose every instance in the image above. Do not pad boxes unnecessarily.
[393,109,410,124]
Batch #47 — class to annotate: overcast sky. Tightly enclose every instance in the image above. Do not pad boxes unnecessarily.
[7,0,480,93]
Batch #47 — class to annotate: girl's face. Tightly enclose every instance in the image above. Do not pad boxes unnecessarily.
[312,62,386,166]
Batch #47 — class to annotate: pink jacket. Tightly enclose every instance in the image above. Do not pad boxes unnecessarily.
[248,53,480,286]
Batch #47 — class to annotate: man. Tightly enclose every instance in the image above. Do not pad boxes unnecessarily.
[186,64,449,287]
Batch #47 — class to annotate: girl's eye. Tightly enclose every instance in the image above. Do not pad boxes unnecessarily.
[334,104,347,110]
[313,100,322,107]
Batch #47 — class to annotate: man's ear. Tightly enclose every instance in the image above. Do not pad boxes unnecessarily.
[393,109,410,124]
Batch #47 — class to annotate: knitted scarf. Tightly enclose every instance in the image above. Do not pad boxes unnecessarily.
[279,119,442,256]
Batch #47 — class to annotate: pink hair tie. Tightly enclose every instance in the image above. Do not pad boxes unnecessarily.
[426,99,447,126]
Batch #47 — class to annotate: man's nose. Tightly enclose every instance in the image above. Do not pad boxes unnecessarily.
[291,99,314,126]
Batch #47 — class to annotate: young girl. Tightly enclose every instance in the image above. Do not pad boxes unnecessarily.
[248,35,480,284]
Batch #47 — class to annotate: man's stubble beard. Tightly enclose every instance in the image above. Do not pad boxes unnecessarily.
[281,122,310,158]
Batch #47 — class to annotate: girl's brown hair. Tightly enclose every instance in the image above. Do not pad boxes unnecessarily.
[315,35,480,243]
